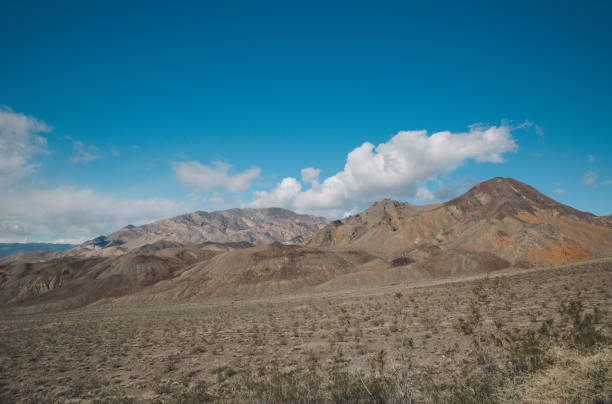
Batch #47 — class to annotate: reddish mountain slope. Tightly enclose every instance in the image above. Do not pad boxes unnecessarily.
[307,177,612,269]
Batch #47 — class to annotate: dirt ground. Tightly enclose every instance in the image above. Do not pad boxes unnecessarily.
[1,258,610,403]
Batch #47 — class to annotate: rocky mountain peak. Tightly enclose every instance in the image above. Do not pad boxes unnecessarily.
[444,177,594,221]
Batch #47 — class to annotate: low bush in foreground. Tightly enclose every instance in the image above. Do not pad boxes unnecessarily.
[499,346,612,404]
[172,287,611,403]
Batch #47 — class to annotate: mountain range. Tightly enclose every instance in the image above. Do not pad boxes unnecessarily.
[1,177,611,311]
[307,177,611,268]
[71,207,329,256]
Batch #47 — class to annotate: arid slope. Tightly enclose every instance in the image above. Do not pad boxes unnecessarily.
[72,207,328,257]
[1,177,611,309]
[307,177,612,270]
[0,242,250,310]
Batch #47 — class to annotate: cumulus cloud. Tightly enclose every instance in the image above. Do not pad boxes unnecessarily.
[588,154,595,163]
[582,171,598,186]
[70,140,101,164]
[0,186,194,242]
[173,160,260,192]
[0,108,224,242]
[0,107,50,187]
[554,188,564,195]
[301,167,322,185]
[248,123,517,217]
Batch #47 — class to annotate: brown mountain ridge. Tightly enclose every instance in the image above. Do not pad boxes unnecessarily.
[72,207,329,257]
[307,177,611,267]
[1,177,611,311]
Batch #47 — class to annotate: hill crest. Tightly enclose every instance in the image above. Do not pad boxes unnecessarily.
[72,207,329,256]
[307,177,612,268]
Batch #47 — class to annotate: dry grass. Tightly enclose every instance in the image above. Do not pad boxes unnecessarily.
[0,258,610,403]
[499,346,612,403]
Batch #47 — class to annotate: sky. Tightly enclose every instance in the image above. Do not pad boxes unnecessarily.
[1,0,611,243]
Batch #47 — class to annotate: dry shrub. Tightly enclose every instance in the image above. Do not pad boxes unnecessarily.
[498,346,612,404]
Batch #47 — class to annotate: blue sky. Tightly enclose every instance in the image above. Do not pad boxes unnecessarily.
[1,0,611,242]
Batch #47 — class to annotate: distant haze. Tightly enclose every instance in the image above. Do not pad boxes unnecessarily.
[0,243,76,259]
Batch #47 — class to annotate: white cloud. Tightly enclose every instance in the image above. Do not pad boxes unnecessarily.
[0,107,50,188]
[554,188,564,195]
[248,123,518,217]
[535,124,544,138]
[588,154,595,163]
[601,180,612,186]
[251,177,303,209]
[173,160,260,192]
[70,140,101,164]
[519,120,543,139]
[0,186,194,242]
[301,167,322,184]
[582,171,598,186]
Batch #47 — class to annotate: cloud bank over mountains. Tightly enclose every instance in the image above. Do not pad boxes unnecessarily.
[0,187,191,243]
[0,106,523,241]
[248,124,518,217]
[0,108,192,242]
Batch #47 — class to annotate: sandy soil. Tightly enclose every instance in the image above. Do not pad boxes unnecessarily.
[1,257,610,402]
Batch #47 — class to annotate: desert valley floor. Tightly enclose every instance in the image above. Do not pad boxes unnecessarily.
[1,257,611,403]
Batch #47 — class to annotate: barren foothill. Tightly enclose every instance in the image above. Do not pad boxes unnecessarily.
[1,257,610,403]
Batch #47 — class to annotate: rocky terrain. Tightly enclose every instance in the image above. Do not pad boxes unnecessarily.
[1,257,610,403]
[72,207,329,257]
[0,207,328,311]
[307,177,612,269]
[110,177,611,305]
[0,241,255,311]
[0,177,611,403]
[1,177,611,312]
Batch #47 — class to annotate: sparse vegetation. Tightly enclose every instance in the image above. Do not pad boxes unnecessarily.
[0,259,610,402]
